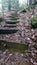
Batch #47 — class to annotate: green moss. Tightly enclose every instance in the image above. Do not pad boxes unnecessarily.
[0,40,28,53]
[31,16,37,28]
[8,48,28,53]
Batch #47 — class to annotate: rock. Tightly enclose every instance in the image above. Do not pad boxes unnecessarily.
[21,54,23,57]
[11,62,14,65]
[31,34,35,39]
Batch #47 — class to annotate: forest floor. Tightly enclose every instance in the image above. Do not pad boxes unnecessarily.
[0,5,37,65]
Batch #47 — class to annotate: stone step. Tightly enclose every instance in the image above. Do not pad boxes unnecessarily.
[6,21,19,24]
[5,20,19,22]
[0,29,18,34]
[4,24,17,27]
[0,27,18,29]
[5,17,19,20]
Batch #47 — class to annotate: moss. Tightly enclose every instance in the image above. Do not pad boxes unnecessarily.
[8,48,28,53]
[31,16,37,28]
[0,40,28,53]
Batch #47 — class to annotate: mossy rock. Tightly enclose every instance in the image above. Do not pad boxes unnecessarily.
[31,16,37,28]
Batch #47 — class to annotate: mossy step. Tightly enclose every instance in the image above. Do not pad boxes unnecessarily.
[0,40,28,53]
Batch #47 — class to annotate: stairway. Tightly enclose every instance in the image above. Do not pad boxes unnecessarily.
[0,11,19,34]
